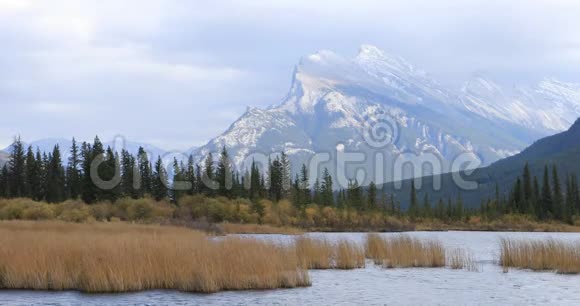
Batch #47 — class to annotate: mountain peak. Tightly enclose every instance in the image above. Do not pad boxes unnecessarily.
[357,44,385,59]
[571,117,580,131]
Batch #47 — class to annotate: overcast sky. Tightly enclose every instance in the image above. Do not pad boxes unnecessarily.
[1,0,579,150]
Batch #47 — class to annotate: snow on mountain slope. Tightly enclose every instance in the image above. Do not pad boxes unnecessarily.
[461,75,580,133]
[191,45,566,184]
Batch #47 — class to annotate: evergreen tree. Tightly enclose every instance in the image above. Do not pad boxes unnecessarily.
[120,149,138,199]
[552,165,563,220]
[45,145,65,203]
[321,168,334,206]
[98,147,120,202]
[522,163,533,208]
[8,136,26,198]
[312,178,322,204]
[347,179,363,209]
[422,193,432,218]
[170,158,186,202]
[298,164,310,206]
[216,146,232,198]
[435,198,445,220]
[540,165,553,219]
[564,174,575,224]
[25,146,42,200]
[0,164,9,198]
[203,153,216,196]
[137,147,152,197]
[455,194,464,221]
[367,180,377,209]
[408,181,419,220]
[151,156,168,201]
[280,152,292,199]
[249,159,261,201]
[66,138,82,199]
[186,154,196,195]
[533,176,541,219]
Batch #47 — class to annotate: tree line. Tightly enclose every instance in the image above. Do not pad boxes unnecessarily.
[0,137,391,212]
[479,163,580,224]
[1,137,579,225]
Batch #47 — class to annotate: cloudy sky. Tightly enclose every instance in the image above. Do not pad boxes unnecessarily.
[1,0,579,150]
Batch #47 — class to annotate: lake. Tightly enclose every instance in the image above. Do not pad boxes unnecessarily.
[2,231,580,305]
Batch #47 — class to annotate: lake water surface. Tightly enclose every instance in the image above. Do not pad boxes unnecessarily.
[2,231,580,305]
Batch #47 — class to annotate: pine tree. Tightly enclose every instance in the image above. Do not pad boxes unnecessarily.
[422,193,432,218]
[120,149,138,199]
[299,164,310,206]
[533,176,541,219]
[66,138,82,199]
[434,198,444,220]
[564,174,575,224]
[216,146,232,198]
[81,137,105,204]
[170,158,186,202]
[540,165,553,219]
[203,153,216,196]
[151,156,168,201]
[455,194,464,221]
[8,136,26,198]
[45,145,65,203]
[0,164,9,198]
[367,180,377,209]
[137,147,152,197]
[552,165,563,220]
[321,168,334,206]
[280,152,292,199]
[522,163,533,213]
[186,154,196,195]
[25,146,42,200]
[312,178,322,204]
[408,181,419,220]
[249,159,261,201]
[98,147,120,202]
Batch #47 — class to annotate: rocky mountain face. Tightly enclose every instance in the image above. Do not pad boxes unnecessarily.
[190,45,580,185]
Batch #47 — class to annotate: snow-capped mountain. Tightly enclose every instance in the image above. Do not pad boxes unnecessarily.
[190,45,580,185]
[461,76,580,133]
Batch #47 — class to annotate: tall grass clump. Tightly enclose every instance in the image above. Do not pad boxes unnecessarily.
[0,221,310,293]
[295,237,334,269]
[295,237,365,270]
[365,233,445,268]
[335,240,365,269]
[447,248,479,271]
[500,238,580,274]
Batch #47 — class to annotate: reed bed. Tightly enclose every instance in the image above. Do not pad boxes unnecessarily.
[0,221,310,293]
[500,238,580,274]
[447,248,479,271]
[295,237,365,270]
[365,233,446,268]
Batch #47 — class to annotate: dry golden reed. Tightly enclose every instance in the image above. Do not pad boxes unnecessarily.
[447,248,479,271]
[0,221,310,293]
[500,238,580,274]
[295,237,365,270]
[365,233,445,268]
